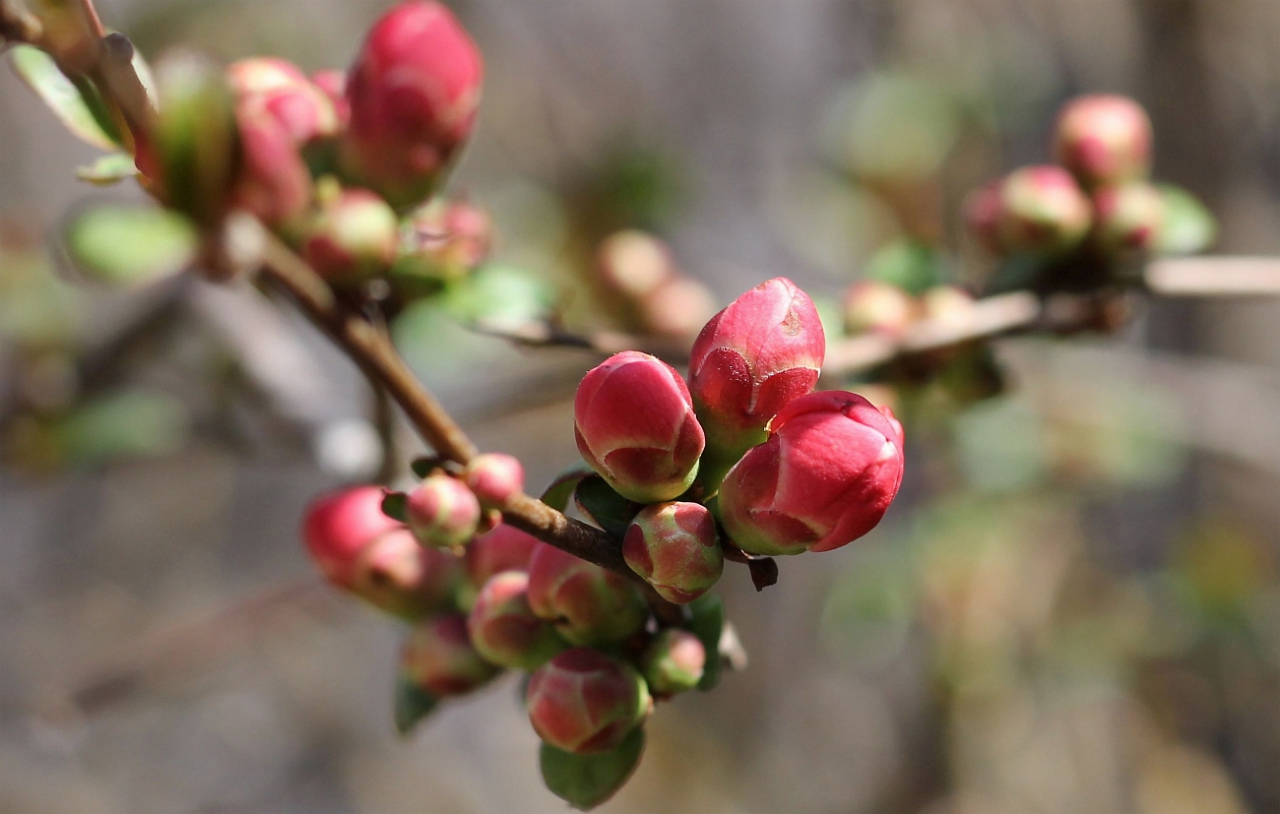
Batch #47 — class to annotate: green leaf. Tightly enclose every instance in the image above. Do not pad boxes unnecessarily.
[409,456,445,479]
[64,205,197,286]
[541,464,594,512]
[573,476,641,540]
[439,264,556,328]
[540,727,645,810]
[687,593,725,691]
[10,45,120,150]
[381,491,408,523]
[1156,184,1217,256]
[56,390,188,464]
[393,676,439,735]
[76,152,139,186]
[864,239,945,296]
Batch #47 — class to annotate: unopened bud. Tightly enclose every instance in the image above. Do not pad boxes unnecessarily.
[227,57,337,145]
[642,628,706,695]
[842,280,916,337]
[396,199,493,285]
[527,648,652,755]
[302,485,401,587]
[353,529,465,619]
[466,523,541,586]
[406,473,481,548]
[463,453,524,509]
[528,544,648,646]
[467,571,567,669]
[310,70,351,129]
[401,613,499,697]
[1053,94,1153,188]
[302,188,399,281]
[1092,182,1165,256]
[996,166,1092,255]
[232,108,312,227]
[623,502,723,604]
[638,276,718,339]
[596,230,676,298]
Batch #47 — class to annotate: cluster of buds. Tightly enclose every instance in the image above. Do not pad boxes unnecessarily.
[594,230,717,339]
[841,280,976,340]
[964,94,1210,280]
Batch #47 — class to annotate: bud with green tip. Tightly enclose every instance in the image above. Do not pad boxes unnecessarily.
[233,107,312,227]
[527,544,648,646]
[401,613,499,696]
[467,571,567,669]
[227,57,338,145]
[352,528,465,619]
[463,453,524,510]
[842,280,916,338]
[1053,94,1153,188]
[642,628,706,695]
[527,648,652,755]
[302,188,399,281]
[406,472,480,549]
[1092,182,1165,256]
[623,502,723,604]
[396,199,493,285]
[996,165,1092,255]
[465,523,540,586]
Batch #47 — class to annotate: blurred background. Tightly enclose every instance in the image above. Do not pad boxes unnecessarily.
[4,0,1280,812]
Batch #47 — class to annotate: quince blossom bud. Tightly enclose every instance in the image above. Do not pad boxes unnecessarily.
[227,58,338,145]
[720,391,905,556]
[1092,183,1165,256]
[310,70,351,128]
[1053,94,1153,188]
[352,529,465,619]
[639,277,718,339]
[401,614,499,697]
[396,199,493,285]
[302,485,402,587]
[466,523,540,586]
[463,453,524,509]
[467,571,567,669]
[623,502,723,604]
[527,545,648,646]
[406,473,481,548]
[642,629,706,695]
[688,277,825,462]
[596,230,676,298]
[527,648,652,755]
[963,181,1007,254]
[842,280,916,338]
[341,0,484,210]
[996,166,1092,255]
[233,108,312,227]
[574,351,704,503]
[302,188,399,281]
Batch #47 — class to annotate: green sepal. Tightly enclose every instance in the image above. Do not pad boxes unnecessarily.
[393,675,439,735]
[539,727,646,810]
[573,475,642,541]
[381,491,409,523]
[687,593,725,691]
[541,464,594,512]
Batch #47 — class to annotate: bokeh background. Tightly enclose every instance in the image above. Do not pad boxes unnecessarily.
[5,1,1280,812]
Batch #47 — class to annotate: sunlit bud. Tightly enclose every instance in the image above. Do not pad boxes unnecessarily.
[467,571,567,669]
[1092,182,1165,256]
[842,280,916,338]
[623,502,723,604]
[302,188,399,281]
[406,473,481,548]
[641,629,706,695]
[527,544,648,646]
[352,529,465,619]
[463,453,524,510]
[596,230,677,298]
[227,57,337,144]
[466,523,541,586]
[302,485,402,587]
[638,276,718,339]
[996,165,1092,255]
[527,648,652,755]
[688,277,825,462]
[232,108,312,227]
[341,0,484,210]
[574,351,704,503]
[400,614,499,697]
[720,391,905,556]
[1053,94,1153,187]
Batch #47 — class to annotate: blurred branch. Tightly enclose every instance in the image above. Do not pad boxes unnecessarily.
[1144,256,1280,297]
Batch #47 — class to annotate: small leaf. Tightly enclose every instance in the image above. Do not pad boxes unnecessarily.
[76,152,139,186]
[393,676,439,735]
[64,205,197,286]
[409,456,446,479]
[10,45,120,150]
[540,727,645,810]
[541,464,594,512]
[1157,184,1217,256]
[687,593,725,691]
[573,476,641,540]
[381,491,408,523]
[56,389,188,465]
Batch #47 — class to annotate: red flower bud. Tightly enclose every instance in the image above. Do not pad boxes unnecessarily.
[302,486,402,587]
[642,629,706,695]
[396,199,493,284]
[352,529,465,619]
[996,166,1092,255]
[401,613,499,697]
[842,281,916,338]
[465,523,541,587]
[527,648,652,755]
[688,278,825,462]
[467,571,567,669]
[574,351,705,503]
[1092,182,1165,256]
[302,188,399,281]
[341,0,484,210]
[719,391,905,556]
[596,230,676,298]
[463,453,524,509]
[527,545,648,646]
[233,108,312,227]
[406,473,481,548]
[1053,94,1153,188]
[227,58,338,145]
[623,502,723,604]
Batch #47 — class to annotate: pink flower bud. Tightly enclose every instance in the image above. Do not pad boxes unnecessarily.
[406,473,481,548]
[466,523,541,586]
[639,276,718,339]
[352,529,465,619]
[623,502,723,604]
[227,58,338,145]
[463,453,524,509]
[310,70,351,128]
[996,166,1092,255]
[1053,94,1153,188]
[719,391,905,556]
[574,351,705,503]
[401,613,499,696]
[233,108,312,227]
[642,629,706,695]
[842,281,916,338]
[302,188,399,281]
[1092,182,1165,256]
[302,486,402,587]
[527,545,648,646]
[919,285,976,328]
[467,571,567,669]
[397,199,493,284]
[341,0,484,210]
[527,648,652,755]
[688,278,825,461]
[596,230,676,298]
[963,181,1007,254]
